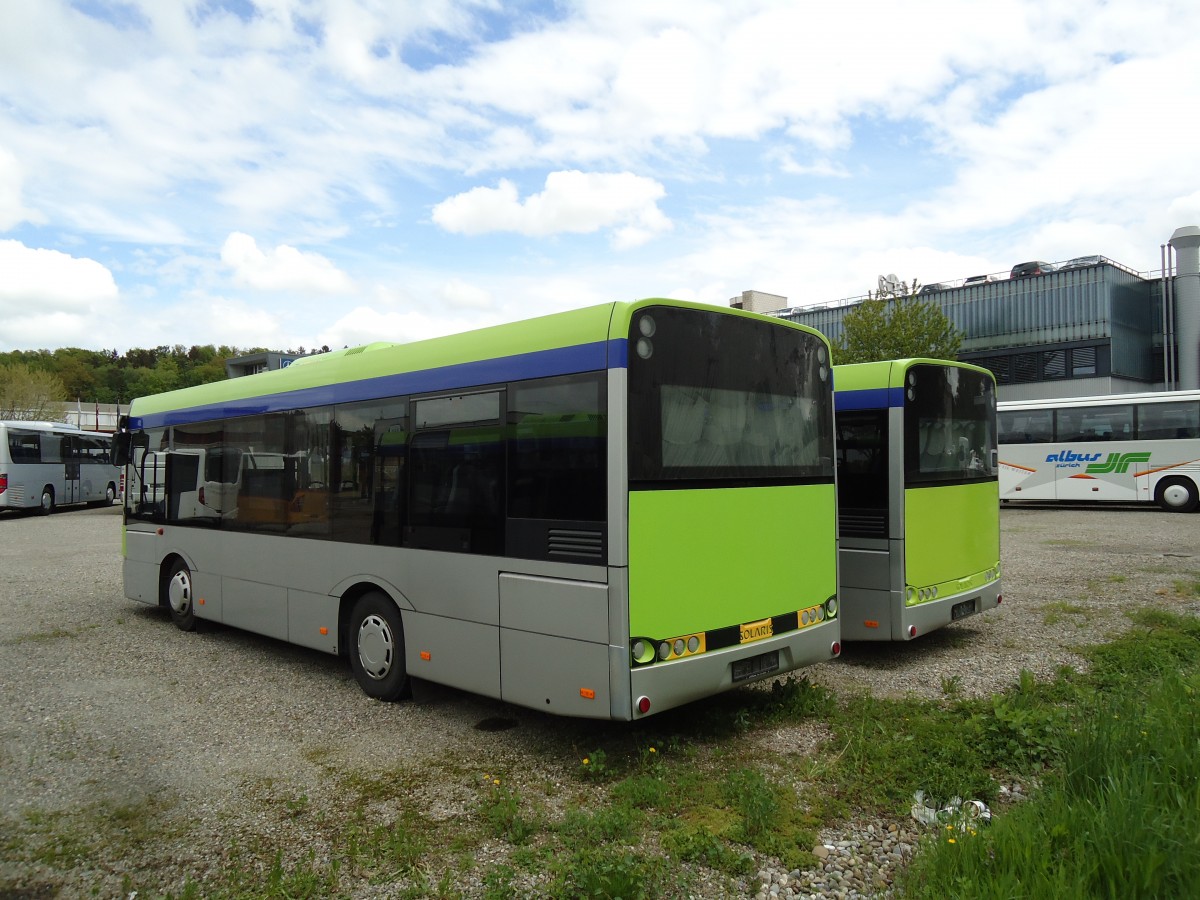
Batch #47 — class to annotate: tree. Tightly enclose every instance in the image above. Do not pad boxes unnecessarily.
[0,362,67,420]
[833,280,962,364]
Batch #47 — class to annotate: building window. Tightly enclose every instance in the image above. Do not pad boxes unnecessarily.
[1071,347,1097,377]
[1012,354,1038,384]
[1042,350,1066,379]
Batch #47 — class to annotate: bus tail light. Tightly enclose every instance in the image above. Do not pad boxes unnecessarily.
[996,595,1003,605]
[908,625,918,638]
[830,641,841,657]
[630,639,655,666]
[636,695,651,714]
[0,474,7,495]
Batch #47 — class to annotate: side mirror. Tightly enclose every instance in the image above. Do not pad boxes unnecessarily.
[110,421,148,468]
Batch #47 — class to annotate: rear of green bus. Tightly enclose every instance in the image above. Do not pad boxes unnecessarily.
[614,302,839,717]
[835,359,1000,640]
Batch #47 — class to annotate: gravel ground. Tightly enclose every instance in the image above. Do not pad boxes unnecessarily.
[1,503,1197,899]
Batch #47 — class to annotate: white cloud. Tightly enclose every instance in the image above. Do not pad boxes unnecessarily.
[437,278,493,310]
[320,303,501,349]
[431,170,671,246]
[220,232,355,294]
[0,241,122,350]
[0,148,41,230]
[0,241,118,311]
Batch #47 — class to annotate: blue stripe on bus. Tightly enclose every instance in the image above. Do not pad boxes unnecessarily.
[834,387,905,411]
[132,338,626,429]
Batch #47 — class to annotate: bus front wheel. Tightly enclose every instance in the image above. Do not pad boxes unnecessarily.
[165,559,198,631]
[1155,477,1199,513]
[349,591,409,701]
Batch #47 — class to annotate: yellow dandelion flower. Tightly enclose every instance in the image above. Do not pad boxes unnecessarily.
[948,838,957,844]
[649,747,657,754]
[583,758,590,765]
[493,778,500,785]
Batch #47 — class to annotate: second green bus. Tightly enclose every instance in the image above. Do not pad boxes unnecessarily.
[834,359,1001,640]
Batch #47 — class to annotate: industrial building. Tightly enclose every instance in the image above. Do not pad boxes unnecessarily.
[740,225,1200,401]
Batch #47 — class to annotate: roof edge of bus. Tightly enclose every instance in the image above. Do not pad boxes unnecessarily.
[998,388,1200,408]
[127,299,830,418]
[0,420,83,430]
[615,297,830,340]
[128,302,621,415]
[288,342,403,366]
[832,358,995,392]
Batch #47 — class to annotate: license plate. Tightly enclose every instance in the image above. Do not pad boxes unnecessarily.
[951,598,978,621]
[739,617,774,644]
[732,650,779,683]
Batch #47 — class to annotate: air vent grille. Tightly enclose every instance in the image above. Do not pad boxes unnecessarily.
[548,528,603,559]
[838,509,887,539]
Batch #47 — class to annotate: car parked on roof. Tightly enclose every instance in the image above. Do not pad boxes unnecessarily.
[1010,260,1054,278]
[918,282,951,295]
[1059,255,1103,270]
[963,274,999,286]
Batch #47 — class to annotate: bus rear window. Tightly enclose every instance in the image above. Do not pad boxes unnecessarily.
[628,306,834,485]
[904,365,996,485]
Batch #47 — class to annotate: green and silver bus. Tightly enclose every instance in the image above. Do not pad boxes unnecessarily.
[113,299,839,720]
[833,359,1001,640]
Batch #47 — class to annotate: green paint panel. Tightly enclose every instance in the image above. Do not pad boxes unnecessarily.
[833,360,896,392]
[904,480,999,588]
[628,484,837,638]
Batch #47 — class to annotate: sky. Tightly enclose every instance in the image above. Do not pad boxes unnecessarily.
[2,0,1199,355]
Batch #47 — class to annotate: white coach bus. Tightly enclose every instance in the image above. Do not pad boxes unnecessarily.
[0,421,121,514]
[997,390,1200,512]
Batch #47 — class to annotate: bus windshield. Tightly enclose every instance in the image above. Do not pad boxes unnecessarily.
[627,306,834,484]
[904,364,996,485]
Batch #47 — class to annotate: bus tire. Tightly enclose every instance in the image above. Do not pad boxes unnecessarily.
[105,483,117,506]
[165,559,198,631]
[348,591,409,702]
[38,487,55,515]
[1155,477,1199,513]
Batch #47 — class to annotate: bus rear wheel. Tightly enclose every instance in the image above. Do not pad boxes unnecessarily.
[38,487,54,515]
[165,559,198,631]
[1155,477,1199,513]
[349,591,409,701]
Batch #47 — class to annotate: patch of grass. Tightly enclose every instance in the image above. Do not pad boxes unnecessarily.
[215,847,342,899]
[1040,599,1086,626]
[1082,608,1200,688]
[900,671,1200,899]
[897,611,1200,899]
[558,802,642,844]
[346,808,431,875]
[1172,578,1200,597]
[478,778,540,845]
[4,623,100,645]
[545,845,670,900]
